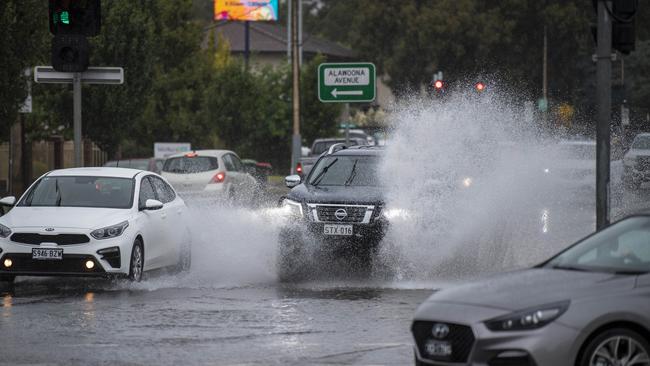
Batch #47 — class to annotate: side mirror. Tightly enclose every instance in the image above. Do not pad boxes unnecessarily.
[285,175,301,188]
[144,199,163,210]
[0,196,16,206]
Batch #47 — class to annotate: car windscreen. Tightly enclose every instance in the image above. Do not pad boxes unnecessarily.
[546,216,650,274]
[18,176,134,209]
[308,155,379,187]
[312,141,360,155]
[632,136,650,149]
[162,156,219,173]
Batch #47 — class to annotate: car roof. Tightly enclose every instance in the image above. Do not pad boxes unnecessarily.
[47,167,143,178]
[166,149,233,158]
[634,133,650,138]
[558,140,595,146]
[314,137,366,143]
[331,146,384,157]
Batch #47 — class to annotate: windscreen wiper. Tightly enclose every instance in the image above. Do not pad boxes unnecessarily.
[551,264,589,272]
[311,158,338,187]
[344,159,358,186]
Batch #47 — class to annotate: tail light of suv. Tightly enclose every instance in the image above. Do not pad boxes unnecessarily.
[210,171,226,184]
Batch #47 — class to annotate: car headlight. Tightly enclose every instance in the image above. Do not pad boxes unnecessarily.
[0,223,11,238]
[485,300,570,331]
[382,208,410,220]
[281,199,303,218]
[461,177,473,187]
[91,221,129,240]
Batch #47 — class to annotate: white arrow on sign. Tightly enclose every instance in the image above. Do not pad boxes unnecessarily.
[331,88,363,98]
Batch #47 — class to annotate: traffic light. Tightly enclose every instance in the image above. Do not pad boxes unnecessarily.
[434,80,444,90]
[475,82,485,92]
[612,0,637,55]
[49,0,101,36]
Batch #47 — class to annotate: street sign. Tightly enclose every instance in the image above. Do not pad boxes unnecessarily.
[318,63,376,103]
[34,66,124,84]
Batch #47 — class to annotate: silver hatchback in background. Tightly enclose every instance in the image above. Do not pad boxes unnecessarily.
[161,150,259,203]
[412,214,650,366]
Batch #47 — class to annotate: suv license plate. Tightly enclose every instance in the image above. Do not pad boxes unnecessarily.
[425,340,452,357]
[32,248,63,260]
[323,224,353,236]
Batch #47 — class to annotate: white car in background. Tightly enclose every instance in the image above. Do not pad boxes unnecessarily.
[161,150,259,202]
[0,168,191,284]
[543,140,596,192]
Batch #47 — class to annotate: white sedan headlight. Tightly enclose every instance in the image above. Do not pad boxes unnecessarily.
[280,199,303,218]
[0,223,11,238]
[91,221,129,240]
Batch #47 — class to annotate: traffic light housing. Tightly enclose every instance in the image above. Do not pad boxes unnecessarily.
[49,0,101,36]
[52,35,89,72]
[49,0,100,72]
[612,0,636,55]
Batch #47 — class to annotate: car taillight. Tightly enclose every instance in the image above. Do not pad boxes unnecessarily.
[296,162,303,174]
[211,172,226,183]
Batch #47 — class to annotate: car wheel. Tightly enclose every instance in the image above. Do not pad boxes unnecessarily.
[128,240,144,282]
[277,229,307,283]
[176,234,192,273]
[0,274,15,284]
[580,327,650,366]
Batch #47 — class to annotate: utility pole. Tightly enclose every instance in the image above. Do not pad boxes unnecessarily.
[542,25,548,118]
[290,0,301,175]
[244,21,250,70]
[596,0,612,229]
[73,72,83,167]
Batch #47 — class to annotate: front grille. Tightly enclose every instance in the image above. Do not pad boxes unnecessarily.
[10,233,90,246]
[637,157,650,170]
[315,205,369,223]
[0,253,105,274]
[412,321,475,363]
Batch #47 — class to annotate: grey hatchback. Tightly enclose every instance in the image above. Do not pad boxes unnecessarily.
[412,214,650,366]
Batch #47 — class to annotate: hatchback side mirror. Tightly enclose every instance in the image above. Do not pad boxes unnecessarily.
[0,196,16,206]
[143,199,163,210]
[285,175,301,188]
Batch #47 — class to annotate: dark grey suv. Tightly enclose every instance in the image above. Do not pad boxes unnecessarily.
[277,145,387,281]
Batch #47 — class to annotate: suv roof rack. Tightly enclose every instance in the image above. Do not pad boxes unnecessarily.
[327,143,347,155]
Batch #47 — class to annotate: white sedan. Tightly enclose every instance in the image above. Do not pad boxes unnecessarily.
[0,167,191,284]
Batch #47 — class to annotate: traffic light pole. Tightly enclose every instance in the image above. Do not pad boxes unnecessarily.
[596,0,612,229]
[290,0,301,175]
[73,72,83,167]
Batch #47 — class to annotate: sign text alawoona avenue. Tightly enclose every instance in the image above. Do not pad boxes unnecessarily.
[318,63,376,103]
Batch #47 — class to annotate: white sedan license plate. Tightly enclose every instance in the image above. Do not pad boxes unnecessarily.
[425,340,452,357]
[32,248,63,260]
[323,224,353,236]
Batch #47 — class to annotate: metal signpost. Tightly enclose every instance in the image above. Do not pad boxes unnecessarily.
[318,62,376,145]
[34,66,124,167]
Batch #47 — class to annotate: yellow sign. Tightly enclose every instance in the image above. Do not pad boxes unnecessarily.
[214,0,278,21]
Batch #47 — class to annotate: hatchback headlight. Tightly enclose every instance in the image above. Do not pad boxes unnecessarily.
[485,301,570,331]
[0,223,11,238]
[281,199,303,218]
[91,221,129,240]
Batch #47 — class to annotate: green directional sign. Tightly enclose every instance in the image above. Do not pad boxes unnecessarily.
[318,62,376,103]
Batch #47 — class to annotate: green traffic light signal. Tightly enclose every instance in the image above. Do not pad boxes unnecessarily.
[60,11,70,25]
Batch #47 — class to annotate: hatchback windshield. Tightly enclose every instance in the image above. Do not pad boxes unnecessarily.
[546,216,650,274]
[19,176,134,209]
[632,136,650,150]
[163,156,219,173]
[308,156,380,187]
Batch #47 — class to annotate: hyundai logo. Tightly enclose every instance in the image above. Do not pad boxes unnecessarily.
[334,209,348,221]
[431,323,450,339]
[44,228,55,232]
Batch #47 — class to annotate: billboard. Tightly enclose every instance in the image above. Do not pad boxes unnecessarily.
[154,142,191,159]
[214,0,279,21]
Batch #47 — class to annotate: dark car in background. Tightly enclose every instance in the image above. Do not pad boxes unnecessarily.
[104,158,165,174]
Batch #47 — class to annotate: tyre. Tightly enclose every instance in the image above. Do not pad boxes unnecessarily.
[579,327,650,366]
[176,236,192,273]
[0,274,15,284]
[277,229,307,283]
[128,240,144,282]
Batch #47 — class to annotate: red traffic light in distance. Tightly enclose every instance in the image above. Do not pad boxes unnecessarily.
[475,82,486,92]
[434,80,444,89]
